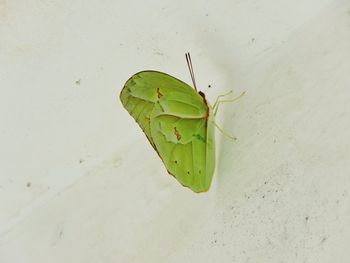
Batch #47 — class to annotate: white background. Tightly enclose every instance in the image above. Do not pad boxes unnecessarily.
[1,0,350,262]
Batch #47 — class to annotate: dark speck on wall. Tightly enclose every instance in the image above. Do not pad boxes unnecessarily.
[26,182,31,187]
[75,79,81,85]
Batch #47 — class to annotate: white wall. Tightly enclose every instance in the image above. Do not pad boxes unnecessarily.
[1,0,350,262]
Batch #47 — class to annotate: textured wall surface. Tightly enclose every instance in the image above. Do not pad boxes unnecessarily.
[1,0,350,262]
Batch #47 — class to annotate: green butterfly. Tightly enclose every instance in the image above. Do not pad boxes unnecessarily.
[120,53,243,193]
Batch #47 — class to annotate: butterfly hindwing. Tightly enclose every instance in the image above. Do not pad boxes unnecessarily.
[150,93,215,192]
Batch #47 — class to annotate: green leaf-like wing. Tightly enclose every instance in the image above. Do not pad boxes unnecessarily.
[120,71,215,192]
[150,97,215,192]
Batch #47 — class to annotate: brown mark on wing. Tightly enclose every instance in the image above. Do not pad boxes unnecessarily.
[157,88,163,98]
[174,127,181,141]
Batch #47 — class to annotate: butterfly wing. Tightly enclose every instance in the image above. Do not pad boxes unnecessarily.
[120,71,203,147]
[120,71,215,192]
[149,90,215,192]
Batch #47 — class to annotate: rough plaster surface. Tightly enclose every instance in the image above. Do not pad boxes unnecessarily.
[1,0,350,262]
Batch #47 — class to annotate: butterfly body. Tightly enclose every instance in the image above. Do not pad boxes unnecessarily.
[120,71,215,192]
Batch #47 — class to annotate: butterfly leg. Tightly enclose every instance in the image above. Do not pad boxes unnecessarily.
[213,122,237,140]
[213,90,233,110]
[213,91,246,116]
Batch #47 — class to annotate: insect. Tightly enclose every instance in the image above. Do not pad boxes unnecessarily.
[120,53,243,192]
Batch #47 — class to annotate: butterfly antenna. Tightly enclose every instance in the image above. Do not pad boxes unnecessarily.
[185,52,197,91]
